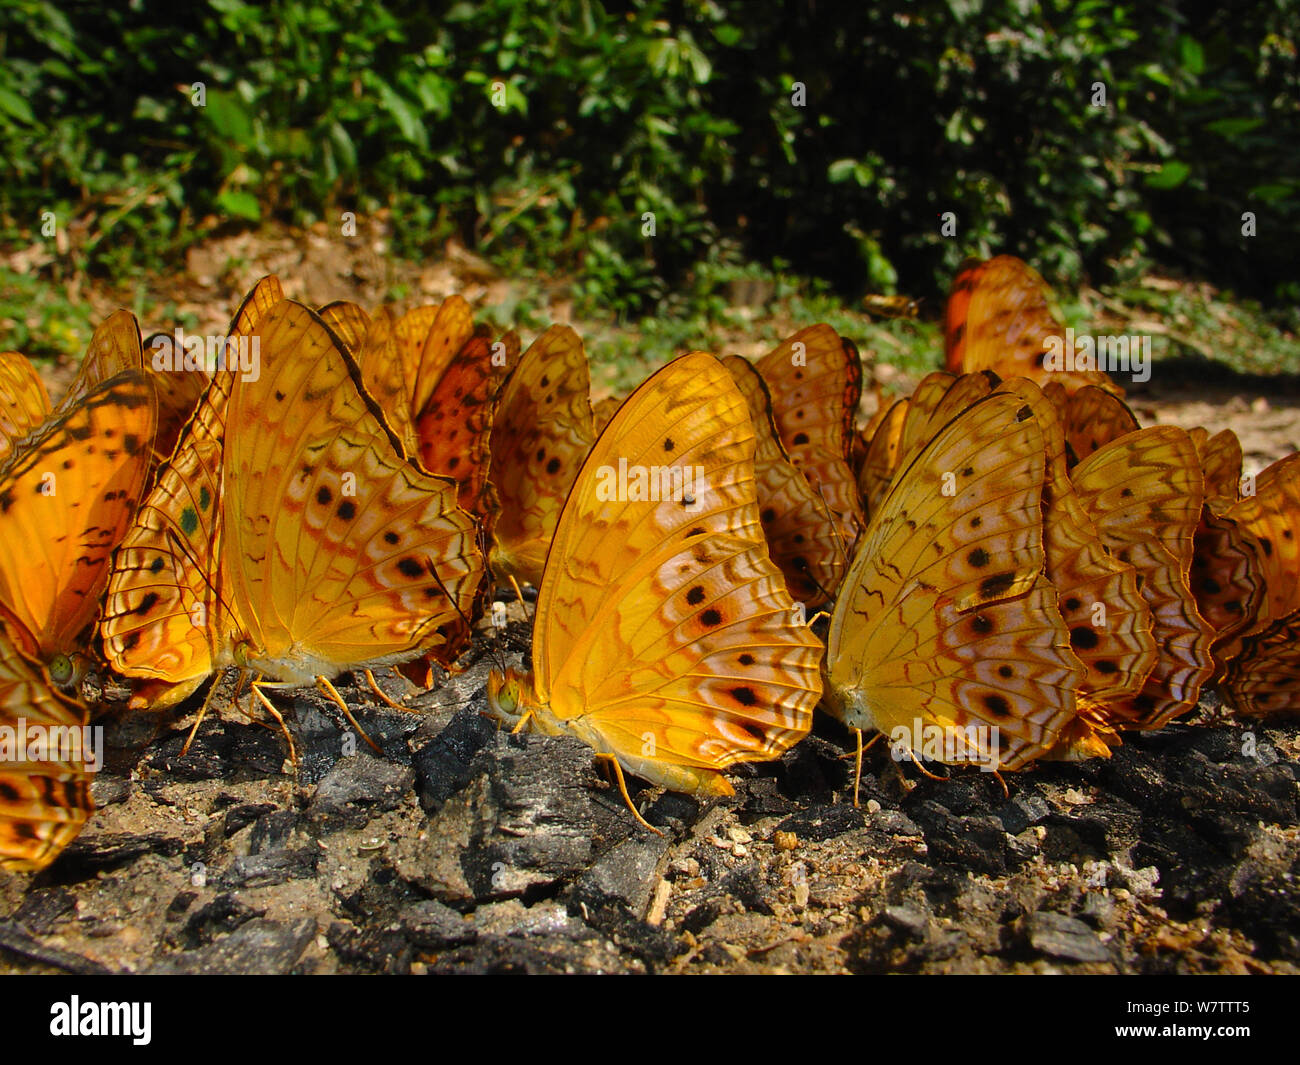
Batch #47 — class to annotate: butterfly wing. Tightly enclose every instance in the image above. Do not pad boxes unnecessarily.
[318,300,372,357]
[722,355,846,607]
[755,325,864,553]
[0,630,92,871]
[827,390,1085,769]
[944,256,1122,395]
[224,301,484,682]
[526,352,822,794]
[0,372,157,676]
[488,325,596,588]
[0,351,52,464]
[1071,427,1214,728]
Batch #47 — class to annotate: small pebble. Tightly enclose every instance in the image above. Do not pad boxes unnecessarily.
[773,831,798,851]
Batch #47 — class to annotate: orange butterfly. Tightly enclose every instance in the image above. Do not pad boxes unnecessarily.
[488,325,596,589]
[944,256,1123,396]
[1218,452,1300,717]
[101,299,485,734]
[1071,427,1214,729]
[0,351,52,464]
[487,352,822,817]
[755,325,865,556]
[0,627,93,871]
[0,372,158,688]
[722,355,847,607]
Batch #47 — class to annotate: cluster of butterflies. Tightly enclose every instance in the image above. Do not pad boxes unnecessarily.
[1,256,1297,871]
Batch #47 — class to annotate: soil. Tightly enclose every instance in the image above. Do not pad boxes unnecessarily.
[2,231,1298,975]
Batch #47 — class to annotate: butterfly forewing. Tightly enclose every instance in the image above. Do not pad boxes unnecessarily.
[0,630,92,871]
[1071,426,1214,728]
[488,324,596,588]
[0,372,157,666]
[0,351,52,464]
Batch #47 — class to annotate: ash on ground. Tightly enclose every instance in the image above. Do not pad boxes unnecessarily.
[2,637,1297,975]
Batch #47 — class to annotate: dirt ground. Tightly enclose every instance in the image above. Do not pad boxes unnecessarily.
[2,232,1298,974]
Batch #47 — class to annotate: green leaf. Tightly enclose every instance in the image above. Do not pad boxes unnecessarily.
[1204,117,1264,138]
[0,88,35,125]
[375,80,428,150]
[216,189,260,221]
[1248,183,1294,204]
[204,90,254,144]
[1145,161,1190,189]
[1178,35,1204,76]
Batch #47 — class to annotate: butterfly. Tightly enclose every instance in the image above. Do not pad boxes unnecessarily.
[1185,430,1265,670]
[1042,382,1140,467]
[98,278,284,710]
[354,307,421,458]
[0,626,93,871]
[0,350,52,464]
[485,351,823,817]
[317,300,372,357]
[412,323,510,520]
[825,385,1085,773]
[722,355,847,607]
[488,324,596,590]
[1218,452,1300,717]
[755,325,865,556]
[862,293,921,319]
[64,310,206,464]
[1070,427,1214,729]
[990,378,1156,760]
[395,297,476,418]
[856,395,906,519]
[100,299,485,733]
[944,256,1122,395]
[590,395,621,436]
[0,372,158,688]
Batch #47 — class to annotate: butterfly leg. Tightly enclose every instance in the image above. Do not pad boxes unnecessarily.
[315,675,384,754]
[900,743,949,783]
[362,669,414,713]
[508,708,535,735]
[595,754,663,836]
[838,729,882,808]
[248,681,299,767]
[179,677,222,757]
[988,768,1009,800]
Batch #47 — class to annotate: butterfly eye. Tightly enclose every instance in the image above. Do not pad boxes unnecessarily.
[46,653,76,689]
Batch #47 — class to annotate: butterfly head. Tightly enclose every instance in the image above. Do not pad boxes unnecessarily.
[485,666,530,728]
[46,651,86,693]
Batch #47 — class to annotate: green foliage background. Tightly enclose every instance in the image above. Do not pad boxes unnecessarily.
[0,0,1295,316]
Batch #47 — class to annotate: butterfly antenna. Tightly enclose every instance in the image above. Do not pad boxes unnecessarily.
[422,553,506,674]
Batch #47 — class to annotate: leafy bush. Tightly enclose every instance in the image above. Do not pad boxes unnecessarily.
[0,0,1294,314]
